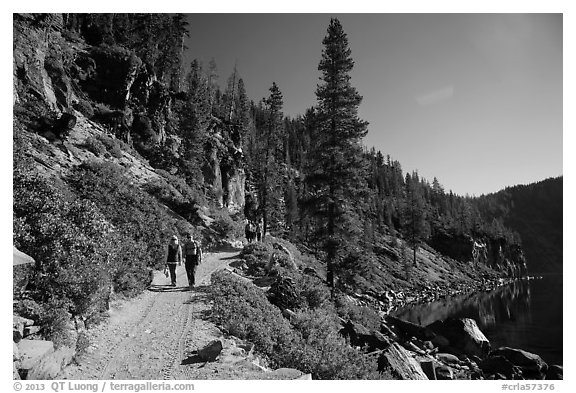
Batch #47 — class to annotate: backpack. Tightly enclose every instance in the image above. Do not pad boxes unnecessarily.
[187,240,200,256]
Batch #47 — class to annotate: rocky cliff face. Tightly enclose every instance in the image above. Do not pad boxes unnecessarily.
[430,230,527,278]
[13,13,245,214]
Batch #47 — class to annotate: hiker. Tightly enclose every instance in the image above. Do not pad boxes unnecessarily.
[183,232,202,289]
[165,235,182,287]
[245,220,255,243]
[256,219,263,242]
[245,221,251,243]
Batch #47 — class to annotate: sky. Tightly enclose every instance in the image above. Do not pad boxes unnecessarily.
[184,13,562,196]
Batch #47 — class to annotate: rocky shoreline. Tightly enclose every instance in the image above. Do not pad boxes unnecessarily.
[335,275,562,380]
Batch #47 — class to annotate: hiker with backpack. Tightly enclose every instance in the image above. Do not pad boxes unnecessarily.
[183,232,202,289]
[165,235,182,287]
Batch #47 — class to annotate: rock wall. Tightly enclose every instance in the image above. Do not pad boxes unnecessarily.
[202,121,246,213]
[430,230,526,277]
[13,14,72,112]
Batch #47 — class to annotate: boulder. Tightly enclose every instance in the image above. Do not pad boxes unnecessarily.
[546,365,563,380]
[198,339,223,362]
[427,318,490,358]
[420,360,437,380]
[386,315,435,341]
[435,363,454,380]
[436,352,461,365]
[13,247,35,266]
[340,321,390,351]
[491,347,548,378]
[17,339,55,371]
[24,326,42,337]
[479,355,521,379]
[13,316,35,343]
[378,342,428,380]
[27,346,74,379]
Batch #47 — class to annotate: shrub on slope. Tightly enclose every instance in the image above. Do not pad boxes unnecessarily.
[210,270,383,379]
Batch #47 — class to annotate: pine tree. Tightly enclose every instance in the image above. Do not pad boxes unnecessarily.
[402,171,429,266]
[179,59,210,184]
[258,82,285,240]
[303,18,368,291]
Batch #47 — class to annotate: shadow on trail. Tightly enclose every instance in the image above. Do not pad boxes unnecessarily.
[147,284,193,293]
[221,254,242,260]
[209,244,243,253]
[181,352,206,366]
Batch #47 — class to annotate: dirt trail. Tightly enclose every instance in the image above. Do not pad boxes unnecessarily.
[59,248,241,380]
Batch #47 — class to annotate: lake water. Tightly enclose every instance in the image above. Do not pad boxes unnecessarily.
[391,274,563,366]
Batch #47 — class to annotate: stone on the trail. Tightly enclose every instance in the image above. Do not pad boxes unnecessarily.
[198,339,223,362]
[546,365,563,380]
[27,346,74,379]
[420,360,437,380]
[491,347,548,377]
[378,342,428,380]
[294,373,312,380]
[427,318,490,358]
[17,339,55,370]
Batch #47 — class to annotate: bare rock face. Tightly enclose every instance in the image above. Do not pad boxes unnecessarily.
[378,342,429,380]
[224,167,246,213]
[203,130,245,212]
[13,14,70,111]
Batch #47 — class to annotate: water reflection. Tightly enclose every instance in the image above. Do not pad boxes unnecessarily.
[392,275,563,366]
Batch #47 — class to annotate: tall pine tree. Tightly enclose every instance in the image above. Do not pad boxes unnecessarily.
[303,18,368,291]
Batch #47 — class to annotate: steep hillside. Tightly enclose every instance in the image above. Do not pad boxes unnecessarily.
[474,177,562,273]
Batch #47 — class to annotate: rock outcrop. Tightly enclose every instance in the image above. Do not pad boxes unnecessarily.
[430,229,527,277]
[427,318,491,358]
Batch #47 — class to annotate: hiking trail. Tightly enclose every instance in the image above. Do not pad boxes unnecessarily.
[58,247,244,380]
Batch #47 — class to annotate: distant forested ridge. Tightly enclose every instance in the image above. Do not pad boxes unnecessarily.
[473,177,563,274]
